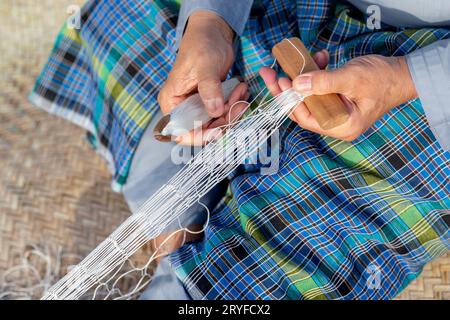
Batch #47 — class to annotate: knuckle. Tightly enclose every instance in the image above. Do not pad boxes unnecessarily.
[313,72,333,93]
[198,79,221,95]
[324,75,335,93]
[157,86,171,114]
[344,127,364,141]
[343,135,357,142]
[157,88,165,105]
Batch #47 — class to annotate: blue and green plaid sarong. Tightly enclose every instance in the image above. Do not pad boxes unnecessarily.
[31,0,450,299]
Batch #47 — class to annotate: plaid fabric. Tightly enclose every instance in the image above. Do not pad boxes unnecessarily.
[30,0,181,189]
[31,0,450,299]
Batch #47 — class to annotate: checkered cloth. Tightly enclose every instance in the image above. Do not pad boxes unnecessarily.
[31,0,450,299]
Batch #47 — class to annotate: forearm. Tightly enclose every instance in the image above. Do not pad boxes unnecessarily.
[406,39,450,150]
[174,0,253,50]
[183,11,234,46]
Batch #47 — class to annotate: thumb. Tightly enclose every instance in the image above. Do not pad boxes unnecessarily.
[293,69,345,96]
[197,76,224,118]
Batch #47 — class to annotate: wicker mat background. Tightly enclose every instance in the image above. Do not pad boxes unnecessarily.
[0,0,448,300]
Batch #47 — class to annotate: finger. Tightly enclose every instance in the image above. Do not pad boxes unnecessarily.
[222,82,249,124]
[292,95,359,138]
[259,67,282,96]
[174,124,205,146]
[269,76,295,121]
[209,94,250,128]
[227,82,248,106]
[198,84,250,145]
[312,49,330,70]
[278,77,292,91]
[201,127,224,144]
[157,83,189,115]
[292,68,346,96]
[175,83,250,146]
[221,100,249,126]
[204,100,249,141]
[197,75,225,118]
[158,66,198,114]
[176,126,223,146]
[291,102,327,134]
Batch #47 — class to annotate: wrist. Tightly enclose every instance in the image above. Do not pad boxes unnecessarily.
[394,56,418,103]
[186,11,234,44]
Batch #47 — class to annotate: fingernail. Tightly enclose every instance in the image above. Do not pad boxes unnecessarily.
[205,98,223,116]
[293,75,312,93]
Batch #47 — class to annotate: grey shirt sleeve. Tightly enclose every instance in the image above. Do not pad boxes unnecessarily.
[174,0,253,50]
[406,39,450,151]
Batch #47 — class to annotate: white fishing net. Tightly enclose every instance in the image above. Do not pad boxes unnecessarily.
[0,242,158,300]
[37,89,304,300]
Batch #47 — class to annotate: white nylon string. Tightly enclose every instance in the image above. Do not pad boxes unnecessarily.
[41,40,308,300]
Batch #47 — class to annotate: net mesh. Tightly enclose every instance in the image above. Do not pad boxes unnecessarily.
[1,243,157,300]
